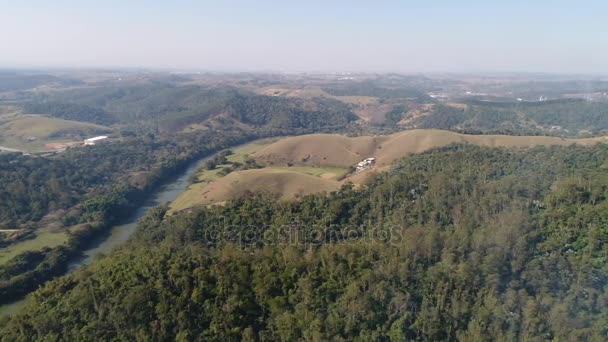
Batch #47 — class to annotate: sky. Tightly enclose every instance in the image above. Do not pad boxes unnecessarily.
[0,0,606,73]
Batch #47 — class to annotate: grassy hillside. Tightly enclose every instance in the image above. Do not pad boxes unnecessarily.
[253,129,608,168]
[253,134,384,167]
[170,138,348,212]
[0,230,67,265]
[172,129,608,211]
[0,114,111,152]
[170,168,341,212]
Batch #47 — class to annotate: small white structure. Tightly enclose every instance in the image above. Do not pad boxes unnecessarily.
[84,136,109,146]
[354,157,376,172]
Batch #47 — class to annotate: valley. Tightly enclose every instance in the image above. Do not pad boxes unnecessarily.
[1,70,608,340]
[3,1,608,339]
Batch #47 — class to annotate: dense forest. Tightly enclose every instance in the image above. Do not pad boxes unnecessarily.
[0,85,363,305]
[23,85,358,133]
[22,101,117,125]
[3,71,608,340]
[322,80,430,100]
[407,99,608,136]
[3,144,607,340]
[0,128,263,303]
[0,131,246,228]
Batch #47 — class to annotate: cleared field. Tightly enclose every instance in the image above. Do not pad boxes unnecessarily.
[170,168,341,212]
[0,230,68,265]
[0,114,111,152]
[172,129,608,212]
[252,134,384,168]
[253,129,608,168]
[190,137,280,184]
[226,138,281,163]
[171,138,287,212]
[268,166,348,180]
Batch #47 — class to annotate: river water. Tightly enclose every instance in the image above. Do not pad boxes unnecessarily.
[0,155,211,316]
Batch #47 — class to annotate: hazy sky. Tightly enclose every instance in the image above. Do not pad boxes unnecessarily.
[1,0,606,73]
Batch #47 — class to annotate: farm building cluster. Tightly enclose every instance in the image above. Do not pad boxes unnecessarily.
[354,157,376,172]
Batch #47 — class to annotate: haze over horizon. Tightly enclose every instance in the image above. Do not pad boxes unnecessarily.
[1,0,606,73]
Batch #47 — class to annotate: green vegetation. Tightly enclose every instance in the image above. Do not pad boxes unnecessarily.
[0,128,260,304]
[172,138,349,213]
[226,138,280,163]
[0,230,67,264]
[0,78,363,303]
[190,140,275,185]
[409,99,608,136]
[322,80,430,100]
[22,101,117,125]
[0,114,111,152]
[27,85,359,133]
[3,144,608,340]
[521,99,608,132]
[5,71,608,340]
[0,72,81,93]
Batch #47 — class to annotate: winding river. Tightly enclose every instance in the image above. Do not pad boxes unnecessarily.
[0,155,211,316]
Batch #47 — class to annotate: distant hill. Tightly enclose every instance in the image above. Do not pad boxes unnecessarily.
[0,72,82,93]
[25,85,358,133]
[322,80,431,100]
[403,99,608,135]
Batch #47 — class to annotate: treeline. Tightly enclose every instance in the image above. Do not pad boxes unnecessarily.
[223,94,357,131]
[0,134,221,227]
[0,72,81,93]
[22,101,117,125]
[322,80,429,99]
[0,128,262,304]
[3,144,607,340]
[25,85,359,133]
[1,81,362,304]
[411,100,608,135]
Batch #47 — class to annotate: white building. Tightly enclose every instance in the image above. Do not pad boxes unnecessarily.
[354,157,376,172]
[84,136,109,146]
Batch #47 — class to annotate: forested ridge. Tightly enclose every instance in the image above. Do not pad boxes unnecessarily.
[411,99,608,135]
[3,144,607,340]
[23,85,358,133]
[22,101,117,125]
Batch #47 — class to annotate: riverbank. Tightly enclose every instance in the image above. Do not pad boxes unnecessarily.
[0,136,262,314]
